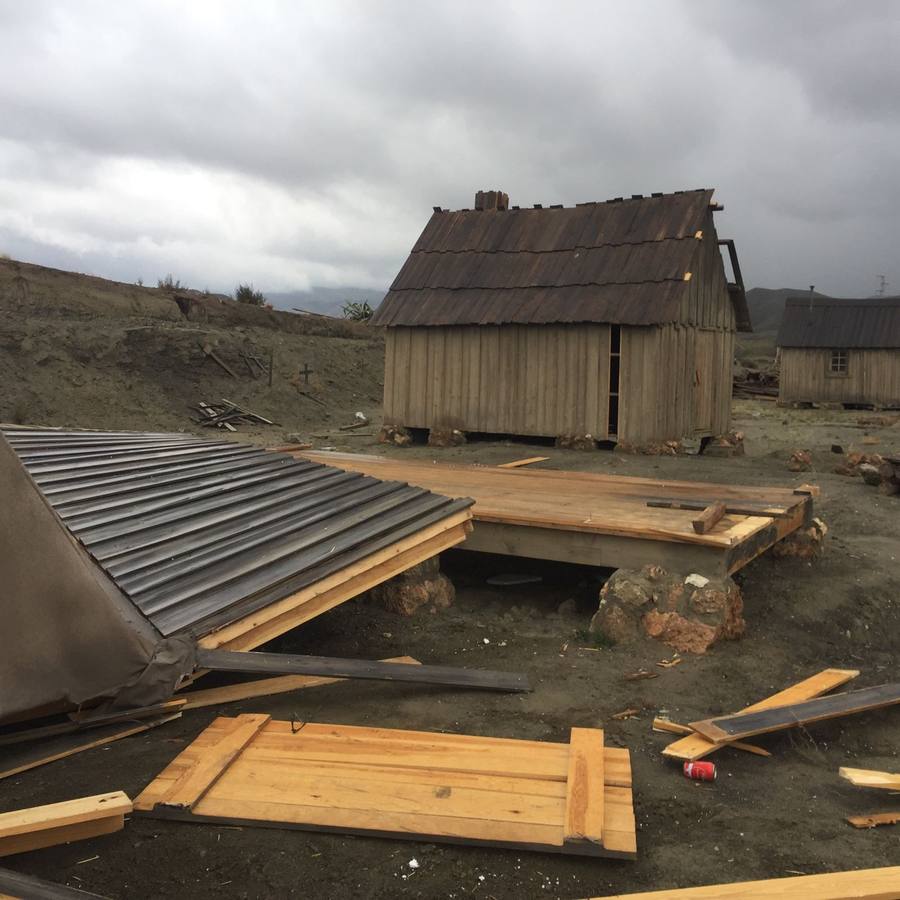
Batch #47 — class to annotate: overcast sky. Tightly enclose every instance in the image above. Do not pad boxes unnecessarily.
[1,1,898,297]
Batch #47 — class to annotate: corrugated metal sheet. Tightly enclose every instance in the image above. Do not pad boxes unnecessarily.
[777,297,900,349]
[2,427,472,639]
[371,190,725,327]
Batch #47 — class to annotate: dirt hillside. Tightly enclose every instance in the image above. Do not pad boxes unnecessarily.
[0,258,384,440]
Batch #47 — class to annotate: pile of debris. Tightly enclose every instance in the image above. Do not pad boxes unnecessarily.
[194,398,276,430]
[732,363,778,399]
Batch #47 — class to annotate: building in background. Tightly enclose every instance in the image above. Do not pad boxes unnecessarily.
[372,188,749,445]
[777,296,900,408]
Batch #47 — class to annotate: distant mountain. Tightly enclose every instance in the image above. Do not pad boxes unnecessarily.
[745,287,830,334]
[264,286,386,317]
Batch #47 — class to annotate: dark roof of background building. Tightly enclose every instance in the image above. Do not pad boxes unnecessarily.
[371,188,748,329]
[776,296,900,349]
[2,427,472,638]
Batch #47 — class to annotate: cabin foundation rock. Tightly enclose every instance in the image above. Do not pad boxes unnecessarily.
[770,516,828,560]
[428,426,466,448]
[378,424,412,447]
[368,557,455,616]
[589,565,744,655]
[555,433,597,450]
[703,430,745,457]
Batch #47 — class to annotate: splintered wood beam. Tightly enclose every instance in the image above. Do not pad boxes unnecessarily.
[195,649,531,693]
[691,502,726,535]
[690,682,900,743]
[0,792,131,858]
[662,668,860,762]
[497,456,550,469]
[839,767,900,791]
[594,866,900,898]
[847,812,900,829]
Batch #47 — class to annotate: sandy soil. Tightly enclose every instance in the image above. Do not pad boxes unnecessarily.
[3,398,899,899]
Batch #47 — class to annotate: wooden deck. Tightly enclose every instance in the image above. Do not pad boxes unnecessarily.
[294,452,815,577]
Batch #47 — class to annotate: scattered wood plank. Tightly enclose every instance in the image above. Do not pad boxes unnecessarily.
[593,865,900,898]
[647,497,791,519]
[662,668,859,761]
[839,767,900,791]
[497,456,549,469]
[179,656,421,709]
[194,649,530,694]
[0,714,181,782]
[0,700,186,747]
[298,390,326,407]
[691,502,726,535]
[338,420,370,432]
[0,792,131,858]
[652,718,770,758]
[199,343,238,379]
[847,812,900,829]
[689,682,900,744]
[135,718,635,858]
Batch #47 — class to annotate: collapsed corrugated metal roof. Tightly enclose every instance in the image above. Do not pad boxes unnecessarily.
[1,427,473,639]
[777,296,900,349]
[371,189,746,328]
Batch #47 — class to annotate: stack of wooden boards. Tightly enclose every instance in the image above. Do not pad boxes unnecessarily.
[295,451,815,577]
[134,714,637,858]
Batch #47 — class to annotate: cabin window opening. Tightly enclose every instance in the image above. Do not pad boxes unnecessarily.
[608,326,621,435]
[829,349,849,375]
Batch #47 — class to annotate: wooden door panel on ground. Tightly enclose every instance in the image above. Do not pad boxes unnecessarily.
[135,715,636,858]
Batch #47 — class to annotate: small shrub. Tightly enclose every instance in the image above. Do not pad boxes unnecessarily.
[157,274,182,290]
[235,283,266,306]
[342,300,373,321]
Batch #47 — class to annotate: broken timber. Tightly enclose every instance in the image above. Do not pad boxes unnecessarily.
[194,649,530,693]
[134,715,636,858]
[0,792,131,858]
[593,865,900,898]
[294,451,814,577]
[839,767,900,791]
[690,682,900,743]
[662,668,859,761]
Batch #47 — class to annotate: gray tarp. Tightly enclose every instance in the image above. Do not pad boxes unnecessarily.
[0,433,164,723]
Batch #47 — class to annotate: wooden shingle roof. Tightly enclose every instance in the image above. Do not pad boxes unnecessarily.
[777,296,900,349]
[372,189,740,328]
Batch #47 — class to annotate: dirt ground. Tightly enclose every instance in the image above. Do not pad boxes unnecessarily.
[2,264,899,897]
[2,395,899,898]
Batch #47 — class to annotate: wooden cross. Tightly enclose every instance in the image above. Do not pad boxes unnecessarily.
[299,364,313,384]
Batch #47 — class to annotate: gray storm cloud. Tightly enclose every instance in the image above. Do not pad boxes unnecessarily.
[0,0,897,297]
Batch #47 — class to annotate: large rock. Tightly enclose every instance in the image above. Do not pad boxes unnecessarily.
[368,557,455,616]
[771,517,828,560]
[589,565,744,654]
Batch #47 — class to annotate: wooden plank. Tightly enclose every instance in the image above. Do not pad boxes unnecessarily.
[195,649,530,693]
[0,700,186,747]
[690,682,900,743]
[0,714,180,782]
[180,657,421,709]
[848,812,900,829]
[564,727,604,846]
[691,502,727,534]
[496,456,549,468]
[663,668,860,761]
[0,792,131,858]
[839,767,900,791]
[652,718,770,757]
[594,866,900,898]
[159,714,269,809]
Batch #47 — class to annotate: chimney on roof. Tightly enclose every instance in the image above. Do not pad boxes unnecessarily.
[474,190,509,211]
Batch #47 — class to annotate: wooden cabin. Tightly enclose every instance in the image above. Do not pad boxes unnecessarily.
[371,188,750,445]
[777,296,900,408]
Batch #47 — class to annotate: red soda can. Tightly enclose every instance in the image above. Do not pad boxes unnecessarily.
[683,761,716,781]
